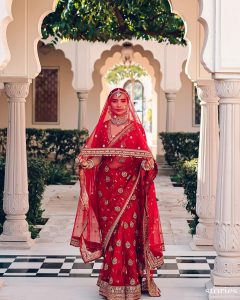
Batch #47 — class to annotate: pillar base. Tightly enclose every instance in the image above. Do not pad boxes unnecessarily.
[192,234,213,246]
[189,240,215,251]
[206,281,240,299]
[0,233,34,249]
[211,272,240,286]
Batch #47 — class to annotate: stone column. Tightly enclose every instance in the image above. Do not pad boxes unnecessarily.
[165,92,176,132]
[210,79,240,287]
[192,80,219,247]
[0,81,33,248]
[77,89,88,130]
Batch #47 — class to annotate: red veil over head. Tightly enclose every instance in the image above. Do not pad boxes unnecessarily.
[70,88,165,266]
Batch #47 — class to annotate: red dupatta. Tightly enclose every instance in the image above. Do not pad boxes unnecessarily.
[70,88,165,266]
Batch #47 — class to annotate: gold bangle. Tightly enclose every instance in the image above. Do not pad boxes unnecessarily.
[75,157,80,165]
[86,159,94,169]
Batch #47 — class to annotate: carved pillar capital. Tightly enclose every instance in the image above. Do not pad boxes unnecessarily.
[77,89,89,101]
[4,82,30,100]
[196,80,218,104]
[215,79,240,101]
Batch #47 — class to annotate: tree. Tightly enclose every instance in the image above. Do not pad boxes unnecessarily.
[42,0,186,46]
[106,64,147,101]
[106,64,147,85]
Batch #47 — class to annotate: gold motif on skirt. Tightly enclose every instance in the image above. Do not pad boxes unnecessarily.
[115,206,121,212]
[125,241,131,248]
[118,188,123,194]
[104,166,109,172]
[131,194,136,200]
[130,221,134,228]
[123,222,129,229]
[128,259,133,266]
[105,176,110,182]
[104,200,109,205]
[130,278,136,286]
[98,191,103,197]
[102,216,107,221]
[121,171,127,177]
[109,277,113,284]
[133,212,137,219]
[109,246,113,252]
[116,240,121,246]
[104,263,108,270]
[133,240,136,246]
[112,257,118,265]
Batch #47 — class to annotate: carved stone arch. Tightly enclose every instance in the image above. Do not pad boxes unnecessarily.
[169,0,210,81]
[89,43,164,156]
[2,0,58,79]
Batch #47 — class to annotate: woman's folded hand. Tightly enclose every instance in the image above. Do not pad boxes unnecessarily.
[141,158,155,171]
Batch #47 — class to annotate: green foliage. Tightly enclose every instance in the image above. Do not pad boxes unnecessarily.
[159,132,199,167]
[177,159,199,235]
[0,157,5,225]
[46,162,72,185]
[106,64,147,84]
[0,129,7,156]
[27,158,49,225]
[42,0,186,45]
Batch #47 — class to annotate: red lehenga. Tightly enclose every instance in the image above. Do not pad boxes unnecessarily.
[70,88,165,300]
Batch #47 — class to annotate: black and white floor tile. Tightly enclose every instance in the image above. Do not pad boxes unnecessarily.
[0,255,215,278]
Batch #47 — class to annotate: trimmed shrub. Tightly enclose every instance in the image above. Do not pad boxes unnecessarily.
[177,158,199,235]
[159,132,199,166]
[46,162,72,185]
[27,158,49,225]
[0,157,5,226]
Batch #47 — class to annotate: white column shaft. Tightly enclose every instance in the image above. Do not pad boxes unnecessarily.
[77,90,88,130]
[165,92,176,132]
[193,81,219,246]
[0,82,32,245]
[211,79,240,286]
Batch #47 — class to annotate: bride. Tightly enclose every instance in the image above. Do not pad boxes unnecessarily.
[71,88,165,299]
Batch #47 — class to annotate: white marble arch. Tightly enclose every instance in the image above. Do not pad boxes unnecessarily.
[0,0,58,250]
[0,0,58,80]
[0,0,13,71]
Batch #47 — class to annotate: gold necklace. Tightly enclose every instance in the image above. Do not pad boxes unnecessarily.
[110,114,128,126]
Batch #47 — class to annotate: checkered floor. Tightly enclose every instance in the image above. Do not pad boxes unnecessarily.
[0,255,215,278]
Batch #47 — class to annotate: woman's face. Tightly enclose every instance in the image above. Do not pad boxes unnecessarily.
[110,93,129,116]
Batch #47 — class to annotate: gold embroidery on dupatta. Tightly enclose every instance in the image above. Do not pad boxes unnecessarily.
[81,148,152,158]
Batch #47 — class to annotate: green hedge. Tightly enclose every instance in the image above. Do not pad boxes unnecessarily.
[0,128,88,173]
[159,132,199,166]
[159,132,200,234]
[177,158,199,235]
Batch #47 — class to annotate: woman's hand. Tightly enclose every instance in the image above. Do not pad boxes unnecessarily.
[141,158,155,171]
[75,157,94,170]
